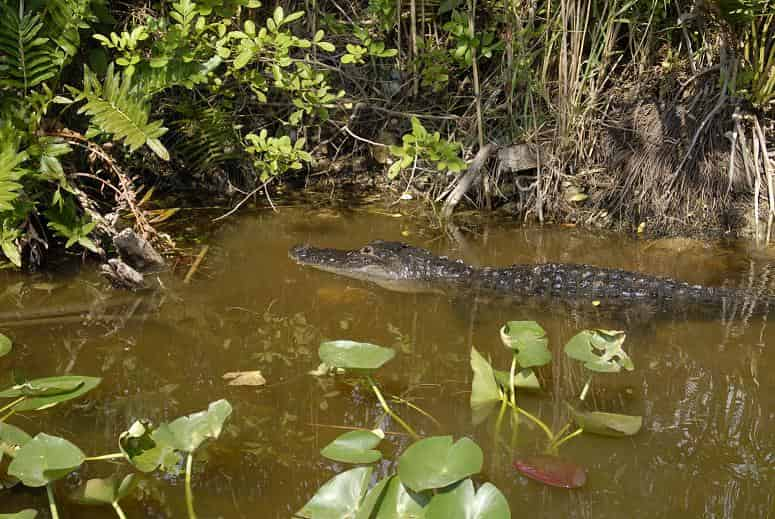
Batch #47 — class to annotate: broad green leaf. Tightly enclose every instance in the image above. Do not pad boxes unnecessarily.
[319,341,395,372]
[8,433,85,487]
[398,436,483,492]
[0,376,101,411]
[118,420,180,473]
[470,347,500,425]
[296,466,373,519]
[373,475,429,518]
[424,479,510,519]
[0,333,10,357]
[167,399,233,452]
[356,476,391,519]
[564,329,634,373]
[493,369,540,390]
[499,321,551,367]
[71,474,138,505]
[570,407,642,437]
[0,422,31,467]
[321,429,383,464]
[0,511,38,519]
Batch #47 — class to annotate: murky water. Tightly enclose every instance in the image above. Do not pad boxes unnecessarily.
[1,207,774,518]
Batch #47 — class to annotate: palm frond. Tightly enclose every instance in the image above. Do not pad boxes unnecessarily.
[76,63,170,160]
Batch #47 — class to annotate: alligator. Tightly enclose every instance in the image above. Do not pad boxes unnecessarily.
[289,240,773,316]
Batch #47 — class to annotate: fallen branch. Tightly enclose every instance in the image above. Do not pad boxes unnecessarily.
[440,143,496,219]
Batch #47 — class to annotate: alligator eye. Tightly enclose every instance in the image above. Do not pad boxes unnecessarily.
[361,246,374,255]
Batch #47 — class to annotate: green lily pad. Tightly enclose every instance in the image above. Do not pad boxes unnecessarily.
[71,474,138,505]
[118,420,180,473]
[397,436,483,492]
[499,321,551,367]
[0,422,31,452]
[8,433,85,487]
[564,329,634,373]
[493,368,540,390]
[356,476,392,519]
[570,407,642,437]
[0,333,11,357]
[167,399,233,453]
[470,347,501,426]
[0,376,101,411]
[373,476,429,518]
[296,466,374,519]
[424,479,510,519]
[321,429,384,464]
[0,510,38,519]
[319,340,396,372]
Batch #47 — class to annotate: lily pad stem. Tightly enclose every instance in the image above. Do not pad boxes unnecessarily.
[46,483,60,519]
[579,376,592,401]
[390,394,441,428]
[507,402,553,441]
[367,376,419,440]
[0,395,25,416]
[112,501,128,519]
[185,452,197,519]
[551,427,584,451]
[508,356,518,408]
[494,393,508,438]
[85,452,125,462]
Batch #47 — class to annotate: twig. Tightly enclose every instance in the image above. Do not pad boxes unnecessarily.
[213,176,278,222]
[184,245,209,284]
[441,143,496,219]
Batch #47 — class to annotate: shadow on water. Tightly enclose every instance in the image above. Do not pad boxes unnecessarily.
[0,207,773,517]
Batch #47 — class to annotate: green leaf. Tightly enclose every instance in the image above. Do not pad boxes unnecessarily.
[564,329,634,373]
[397,436,483,492]
[0,376,101,411]
[71,474,138,505]
[0,333,11,357]
[0,511,38,519]
[356,476,392,519]
[493,368,540,390]
[296,466,373,519]
[166,399,233,452]
[372,475,429,518]
[317,41,335,52]
[569,407,642,437]
[318,340,395,372]
[320,429,383,464]
[469,347,500,425]
[118,420,180,473]
[499,321,551,367]
[424,479,510,519]
[8,433,85,487]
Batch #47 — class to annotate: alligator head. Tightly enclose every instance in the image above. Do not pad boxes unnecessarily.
[289,240,473,293]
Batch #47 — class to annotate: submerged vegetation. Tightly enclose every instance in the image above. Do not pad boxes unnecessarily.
[0,0,773,268]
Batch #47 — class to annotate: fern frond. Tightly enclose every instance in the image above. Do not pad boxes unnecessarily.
[76,64,170,160]
[131,57,221,97]
[0,3,59,92]
[168,103,242,173]
[0,123,28,212]
[42,0,95,58]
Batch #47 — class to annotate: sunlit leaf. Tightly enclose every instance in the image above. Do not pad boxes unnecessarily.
[0,510,38,519]
[493,369,540,390]
[118,420,180,473]
[500,321,551,367]
[320,429,383,464]
[570,407,642,437]
[318,340,395,372]
[0,376,101,411]
[71,474,138,505]
[296,466,373,518]
[8,433,85,487]
[564,329,634,373]
[470,347,500,425]
[0,333,10,357]
[167,399,233,453]
[398,436,483,492]
[372,476,429,518]
[424,479,510,519]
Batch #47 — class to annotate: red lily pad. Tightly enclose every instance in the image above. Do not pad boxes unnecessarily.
[513,455,587,488]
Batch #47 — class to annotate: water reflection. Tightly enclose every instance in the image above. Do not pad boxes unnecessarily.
[0,208,773,517]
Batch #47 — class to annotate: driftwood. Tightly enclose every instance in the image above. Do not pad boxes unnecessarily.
[113,229,165,272]
[441,144,496,219]
[100,259,146,290]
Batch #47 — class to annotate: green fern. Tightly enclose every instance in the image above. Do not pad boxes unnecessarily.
[0,122,28,212]
[74,63,170,160]
[42,0,96,58]
[0,2,60,92]
[168,103,242,173]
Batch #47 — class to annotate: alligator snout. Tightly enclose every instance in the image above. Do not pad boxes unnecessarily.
[289,244,310,262]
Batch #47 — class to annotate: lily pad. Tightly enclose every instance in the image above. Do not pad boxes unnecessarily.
[71,474,138,505]
[118,420,180,473]
[0,376,101,411]
[499,321,551,367]
[398,436,483,492]
[0,511,38,519]
[373,476,429,518]
[8,433,85,487]
[470,347,501,426]
[570,407,642,437]
[0,422,31,452]
[321,429,384,464]
[319,340,395,372]
[424,479,510,519]
[296,466,374,519]
[167,399,233,453]
[0,333,11,357]
[564,329,634,373]
[513,455,586,488]
[493,368,540,390]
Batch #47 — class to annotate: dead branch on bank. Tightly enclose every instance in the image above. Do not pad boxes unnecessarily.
[440,144,496,219]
